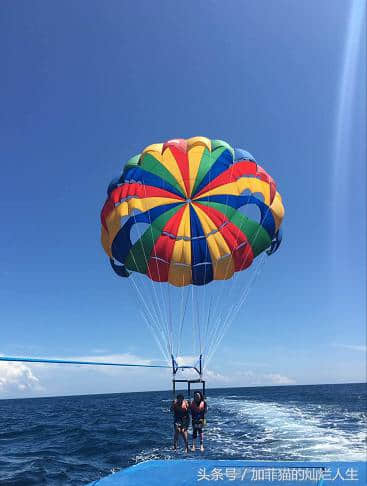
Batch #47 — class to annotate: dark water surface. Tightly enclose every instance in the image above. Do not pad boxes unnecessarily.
[0,383,365,485]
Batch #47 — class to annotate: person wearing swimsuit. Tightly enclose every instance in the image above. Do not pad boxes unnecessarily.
[171,394,190,452]
[190,391,207,451]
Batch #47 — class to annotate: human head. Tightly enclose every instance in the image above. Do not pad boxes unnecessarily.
[176,394,185,403]
[194,391,203,402]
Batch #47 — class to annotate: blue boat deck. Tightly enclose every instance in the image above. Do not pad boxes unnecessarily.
[88,460,366,485]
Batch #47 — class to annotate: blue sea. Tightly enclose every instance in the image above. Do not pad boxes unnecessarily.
[0,383,365,485]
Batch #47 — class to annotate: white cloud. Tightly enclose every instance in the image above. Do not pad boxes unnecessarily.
[175,355,198,367]
[205,368,295,387]
[0,361,43,395]
[264,373,295,385]
[332,343,367,353]
[71,352,157,366]
[90,348,109,354]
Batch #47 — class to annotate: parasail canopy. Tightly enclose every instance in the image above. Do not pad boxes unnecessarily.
[101,137,284,288]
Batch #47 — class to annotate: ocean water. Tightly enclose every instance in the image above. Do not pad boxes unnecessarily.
[0,383,365,485]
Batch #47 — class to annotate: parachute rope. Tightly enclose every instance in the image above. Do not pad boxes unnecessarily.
[196,288,202,355]
[128,198,272,368]
[176,285,190,359]
[205,253,267,367]
[132,203,270,366]
[128,273,170,362]
[191,285,196,357]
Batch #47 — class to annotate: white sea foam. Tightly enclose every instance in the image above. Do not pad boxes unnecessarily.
[205,397,366,461]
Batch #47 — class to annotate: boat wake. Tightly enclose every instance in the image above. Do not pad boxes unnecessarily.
[205,396,366,461]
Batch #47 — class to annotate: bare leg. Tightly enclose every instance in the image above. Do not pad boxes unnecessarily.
[181,430,189,452]
[173,428,179,450]
[191,428,197,451]
[199,430,204,451]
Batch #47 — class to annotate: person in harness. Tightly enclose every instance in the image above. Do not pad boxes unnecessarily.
[171,394,190,452]
[190,391,207,451]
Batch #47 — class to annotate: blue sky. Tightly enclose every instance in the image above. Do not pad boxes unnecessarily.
[0,0,365,398]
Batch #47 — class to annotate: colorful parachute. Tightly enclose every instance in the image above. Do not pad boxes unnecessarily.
[101,137,284,288]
